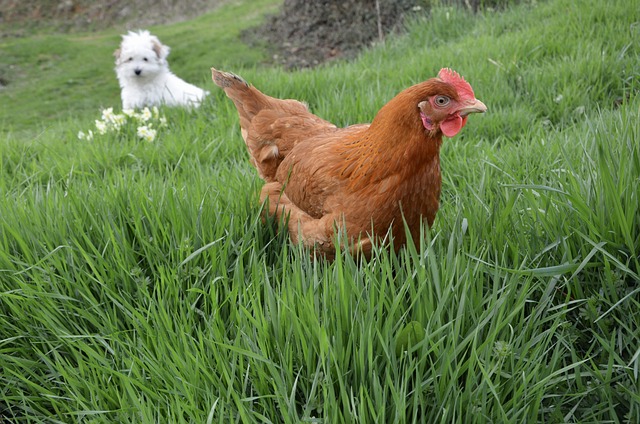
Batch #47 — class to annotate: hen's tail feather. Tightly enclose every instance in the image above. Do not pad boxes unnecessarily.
[211,68,248,89]
[211,68,308,116]
[211,67,282,125]
[211,67,261,111]
[211,67,336,182]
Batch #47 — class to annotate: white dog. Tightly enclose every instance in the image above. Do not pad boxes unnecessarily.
[114,30,208,109]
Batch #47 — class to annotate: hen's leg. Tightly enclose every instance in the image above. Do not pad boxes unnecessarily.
[260,182,374,258]
[261,182,339,255]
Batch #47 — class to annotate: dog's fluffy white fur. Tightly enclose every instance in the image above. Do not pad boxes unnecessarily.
[114,30,208,109]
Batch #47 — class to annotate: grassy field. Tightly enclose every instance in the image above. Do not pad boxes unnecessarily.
[0,0,280,135]
[1,0,639,422]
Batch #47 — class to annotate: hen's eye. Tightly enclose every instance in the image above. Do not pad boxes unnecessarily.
[435,95,450,107]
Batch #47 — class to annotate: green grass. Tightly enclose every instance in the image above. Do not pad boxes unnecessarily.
[1,0,640,421]
[0,0,281,136]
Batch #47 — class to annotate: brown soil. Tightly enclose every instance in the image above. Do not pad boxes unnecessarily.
[244,0,423,69]
[0,0,228,33]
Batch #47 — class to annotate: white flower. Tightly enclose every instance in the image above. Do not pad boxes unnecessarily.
[554,94,564,103]
[77,129,94,140]
[138,107,152,122]
[111,113,127,130]
[95,120,108,135]
[137,125,157,142]
[79,107,165,142]
[101,107,115,122]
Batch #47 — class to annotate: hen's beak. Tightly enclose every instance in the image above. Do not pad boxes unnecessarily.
[459,99,487,117]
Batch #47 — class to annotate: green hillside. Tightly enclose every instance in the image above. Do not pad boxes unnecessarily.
[1,0,639,422]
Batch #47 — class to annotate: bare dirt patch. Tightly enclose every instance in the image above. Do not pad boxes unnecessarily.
[243,0,424,69]
[0,0,228,33]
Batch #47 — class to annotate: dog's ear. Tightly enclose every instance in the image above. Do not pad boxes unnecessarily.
[151,38,170,61]
[113,48,121,62]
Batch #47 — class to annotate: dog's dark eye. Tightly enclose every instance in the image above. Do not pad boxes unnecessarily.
[127,57,133,62]
[143,57,148,62]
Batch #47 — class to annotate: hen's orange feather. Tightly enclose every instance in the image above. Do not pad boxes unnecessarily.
[212,68,486,258]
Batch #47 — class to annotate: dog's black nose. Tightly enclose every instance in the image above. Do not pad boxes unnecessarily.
[134,68,142,75]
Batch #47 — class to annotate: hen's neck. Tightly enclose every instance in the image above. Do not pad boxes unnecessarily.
[369,101,442,166]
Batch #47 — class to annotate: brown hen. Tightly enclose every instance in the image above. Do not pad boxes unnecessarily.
[212,68,486,258]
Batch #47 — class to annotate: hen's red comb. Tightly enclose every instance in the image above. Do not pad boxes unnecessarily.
[438,68,475,101]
